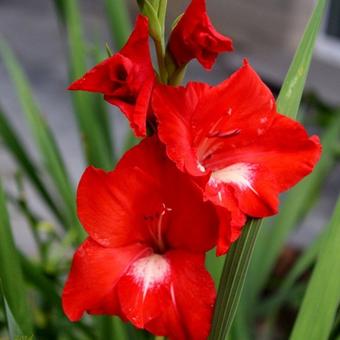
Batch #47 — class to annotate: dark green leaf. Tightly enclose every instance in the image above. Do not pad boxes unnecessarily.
[0,180,33,337]
[290,194,340,340]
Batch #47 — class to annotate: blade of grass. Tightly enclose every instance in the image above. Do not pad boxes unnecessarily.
[290,193,340,340]
[0,106,65,225]
[0,179,33,337]
[1,295,24,340]
[0,40,84,240]
[63,0,115,170]
[104,0,131,49]
[210,0,327,338]
[257,227,326,316]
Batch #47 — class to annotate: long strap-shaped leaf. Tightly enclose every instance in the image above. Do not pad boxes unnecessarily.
[64,0,115,170]
[0,40,84,240]
[0,41,82,235]
[209,0,328,338]
[0,106,65,225]
[290,193,340,340]
[104,0,131,49]
[0,180,33,338]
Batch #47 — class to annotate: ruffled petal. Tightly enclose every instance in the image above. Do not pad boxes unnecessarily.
[204,114,320,254]
[205,114,321,216]
[62,238,148,321]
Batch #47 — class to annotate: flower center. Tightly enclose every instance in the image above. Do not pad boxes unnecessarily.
[144,203,172,253]
[195,113,241,172]
[209,162,258,197]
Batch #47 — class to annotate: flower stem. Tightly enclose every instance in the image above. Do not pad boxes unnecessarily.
[158,0,167,34]
[153,0,168,83]
[154,38,168,84]
[209,219,262,339]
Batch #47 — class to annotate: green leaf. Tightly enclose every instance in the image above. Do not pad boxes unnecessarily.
[104,0,131,49]
[290,193,340,340]
[63,0,115,170]
[257,227,325,316]
[1,295,25,340]
[0,180,33,337]
[0,40,83,239]
[276,0,327,118]
[210,0,327,338]
[210,219,262,339]
[0,106,65,225]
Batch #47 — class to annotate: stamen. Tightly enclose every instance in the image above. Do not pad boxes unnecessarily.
[145,203,172,253]
[207,129,240,138]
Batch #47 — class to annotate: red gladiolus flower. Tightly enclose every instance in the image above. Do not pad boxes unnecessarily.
[152,61,321,255]
[62,137,218,339]
[68,15,155,137]
[168,0,233,70]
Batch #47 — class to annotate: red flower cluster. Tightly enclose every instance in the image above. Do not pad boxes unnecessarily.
[63,1,321,339]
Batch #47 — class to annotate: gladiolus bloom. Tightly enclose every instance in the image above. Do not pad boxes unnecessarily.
[68,15,155,137]
[168,0,233,70]
[62,137,218,339]
[152,61,321,255]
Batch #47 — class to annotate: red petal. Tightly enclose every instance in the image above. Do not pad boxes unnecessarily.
[77,165,161,248]
[205,114,321,217]
[152,82,211,176]
[62,238,148,321]
[117,253,172,332]
[166,250,216,339]
[192,61,277,155]
[117,250,216,340]
[168,0,233,69]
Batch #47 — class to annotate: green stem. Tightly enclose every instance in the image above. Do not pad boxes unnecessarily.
[158,0,167,34]
[210,219,262,339]
[154,38,168,83]
[153,0,168,83]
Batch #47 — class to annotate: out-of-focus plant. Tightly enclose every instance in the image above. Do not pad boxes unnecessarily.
[0,0,339,339]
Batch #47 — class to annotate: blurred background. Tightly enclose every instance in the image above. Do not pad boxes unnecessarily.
[0,1,339,339]
[0,0,339,253]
